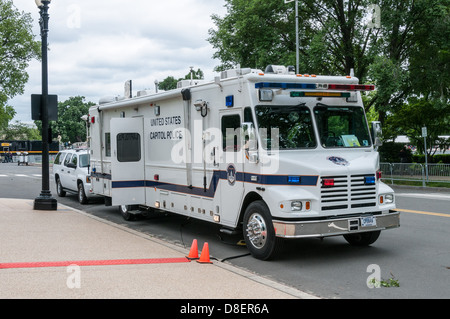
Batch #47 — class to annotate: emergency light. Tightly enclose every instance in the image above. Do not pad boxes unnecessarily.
[364,176,376,185]
[328,84,375,91]
[255,82,316,89]
[287,176,301,184]
[290,92,351,98]
[322,178,335,187]
[225,95,234,107]
[255,82,375,91]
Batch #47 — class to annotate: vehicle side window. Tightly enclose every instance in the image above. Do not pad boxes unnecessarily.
[105,133,111,157]
[71,154,78,167]
[117,133,141,162]
[64,154,72,166]
[221,114,241,152]
[54,152,65,165]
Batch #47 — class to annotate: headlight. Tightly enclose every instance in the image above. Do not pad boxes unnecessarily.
[291,201,303,211]
[385,194,394,203]
[279,200,311,212]
[379,194,394,205]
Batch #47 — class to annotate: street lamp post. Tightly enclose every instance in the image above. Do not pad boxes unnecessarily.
[285,0,299,74]
[34,0,57,210]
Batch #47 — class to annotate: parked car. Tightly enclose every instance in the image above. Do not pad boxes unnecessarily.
[52,149,93,204]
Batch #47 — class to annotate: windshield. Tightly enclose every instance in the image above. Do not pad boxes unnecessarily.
[314,105,371,148]
[79,154,90,168]
[255,105,316,150]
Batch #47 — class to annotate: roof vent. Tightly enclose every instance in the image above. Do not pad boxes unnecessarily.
[265,65,289,74]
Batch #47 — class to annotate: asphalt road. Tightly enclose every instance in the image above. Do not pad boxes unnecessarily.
[1,162,449,299]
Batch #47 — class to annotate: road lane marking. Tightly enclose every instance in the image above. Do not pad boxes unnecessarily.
[394,208,449,218]
[396,193,450,201]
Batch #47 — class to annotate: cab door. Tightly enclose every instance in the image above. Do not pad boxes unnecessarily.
[110,117,145,206]
[219,110,244,225]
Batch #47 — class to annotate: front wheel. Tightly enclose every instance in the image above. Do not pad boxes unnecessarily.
[243,200,283,260]
[78,182,88,204]
[56,177,66,197]
[344,230,381,246]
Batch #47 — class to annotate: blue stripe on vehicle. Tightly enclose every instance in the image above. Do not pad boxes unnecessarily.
[109,171,318,198]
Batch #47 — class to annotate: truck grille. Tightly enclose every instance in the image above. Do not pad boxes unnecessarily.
[320,174,377,211]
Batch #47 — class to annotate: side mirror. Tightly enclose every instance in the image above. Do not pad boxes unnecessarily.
[242,122,259,163]
[371,121,383,148]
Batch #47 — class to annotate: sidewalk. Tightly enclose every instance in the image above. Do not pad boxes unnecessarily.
[0,198,317,299]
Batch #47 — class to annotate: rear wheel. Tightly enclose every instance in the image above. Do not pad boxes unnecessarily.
[119,205,137,221]
[243,200,283,260]
[344,230,381,246]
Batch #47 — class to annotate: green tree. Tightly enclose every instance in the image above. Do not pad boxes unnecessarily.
[35,96,95,143]
[0,0,41,130]
[208,0,295,71]
[0,120,41,140]
[158,76,178,91]
[208,0,382,78]
[376,0,449,143]
[208,0,449,138]
[384,98,450,157]
[157,68,205,91]
[367,0,449,124]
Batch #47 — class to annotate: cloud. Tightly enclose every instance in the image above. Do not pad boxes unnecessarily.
[9,0,227,123]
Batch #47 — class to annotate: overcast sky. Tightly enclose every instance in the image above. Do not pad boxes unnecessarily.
[10,0,228,124]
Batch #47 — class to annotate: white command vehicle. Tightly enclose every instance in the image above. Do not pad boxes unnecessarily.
[88,65,399,260]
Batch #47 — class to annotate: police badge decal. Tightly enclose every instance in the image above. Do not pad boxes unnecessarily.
[327,156,349,166]
[226,164,236,186]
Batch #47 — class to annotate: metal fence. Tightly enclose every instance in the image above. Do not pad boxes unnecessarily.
[380,163,450,186]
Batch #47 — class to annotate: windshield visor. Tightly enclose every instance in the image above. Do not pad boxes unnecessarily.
[314,105,371,148]
[255,105,316,150]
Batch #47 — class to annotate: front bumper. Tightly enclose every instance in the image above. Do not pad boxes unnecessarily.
[273,210,400,238]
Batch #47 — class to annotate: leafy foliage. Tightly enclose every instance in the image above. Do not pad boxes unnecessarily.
[35,96,95,144]
[208,0,450,157]
[158,68,204,91]
[0,120,41,140]
[0,0,40,130]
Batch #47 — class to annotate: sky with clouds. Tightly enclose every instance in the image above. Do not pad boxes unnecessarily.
[10,0,228,124]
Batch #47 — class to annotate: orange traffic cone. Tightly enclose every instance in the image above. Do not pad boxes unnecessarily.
[186,239,199,260]
[197,242,213,264]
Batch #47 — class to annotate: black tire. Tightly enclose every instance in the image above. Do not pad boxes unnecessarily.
[77,182,88,204]
[119,205,136,221]
[344,230,381,246]
[56,177,66,197]
[243,200,284,260]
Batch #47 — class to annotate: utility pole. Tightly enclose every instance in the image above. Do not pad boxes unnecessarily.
[284,0,299,74]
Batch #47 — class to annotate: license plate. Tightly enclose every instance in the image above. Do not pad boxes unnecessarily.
[360,216,376,227]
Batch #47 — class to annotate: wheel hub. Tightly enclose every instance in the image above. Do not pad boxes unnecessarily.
[246,213,267,249]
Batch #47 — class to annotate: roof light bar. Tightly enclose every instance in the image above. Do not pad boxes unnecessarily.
[255,82,374,91]
[255,82,316,89]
